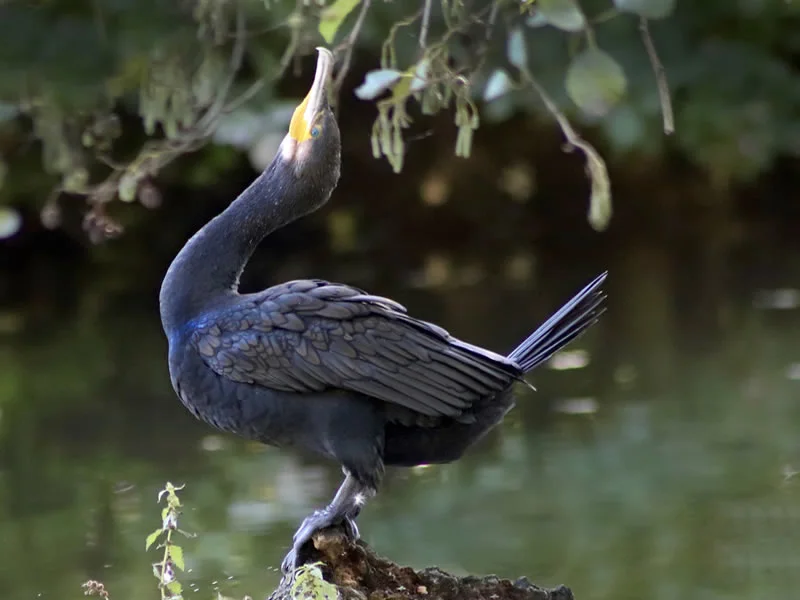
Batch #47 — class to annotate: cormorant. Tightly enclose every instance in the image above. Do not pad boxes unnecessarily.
[159,47,607,573]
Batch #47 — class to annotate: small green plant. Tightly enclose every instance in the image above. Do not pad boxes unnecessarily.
[145,482,195,600]
[290,563,338,600]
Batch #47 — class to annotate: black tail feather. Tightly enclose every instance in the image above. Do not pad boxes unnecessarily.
[507,272,607,373]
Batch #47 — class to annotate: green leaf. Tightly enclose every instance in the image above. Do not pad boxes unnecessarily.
[170,545,185,571]
[613,0,675,20]
[118,172,139,202]
[537,0,586,32]
[484,69,512,102]
[507,28,527,69]
[566,48,627,117]
[166,580,183,597]
[145,528,163,550]
[63,168,88,193]
[290,564,338,600]
[354,69,403,100]
[410,60,428,93]
[390,75,412,102]
[319,0,361,44]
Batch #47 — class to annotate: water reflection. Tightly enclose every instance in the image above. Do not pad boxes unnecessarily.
[2,264,800,600]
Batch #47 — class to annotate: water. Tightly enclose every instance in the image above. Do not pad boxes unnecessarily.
[2,249,800,600]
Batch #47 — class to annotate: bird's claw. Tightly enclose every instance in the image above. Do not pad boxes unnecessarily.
[280,511,361,573]
[342,515,359,540]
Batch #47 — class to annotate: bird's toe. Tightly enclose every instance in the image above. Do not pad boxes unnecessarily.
[342,516,360,540]
[280,548,299,574]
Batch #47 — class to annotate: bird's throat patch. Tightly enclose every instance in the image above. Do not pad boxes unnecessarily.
[289,94,313,143]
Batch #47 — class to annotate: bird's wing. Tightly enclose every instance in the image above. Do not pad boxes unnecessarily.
[190,279,519,417]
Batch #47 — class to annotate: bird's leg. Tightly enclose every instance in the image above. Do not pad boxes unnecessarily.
[281,471,373,573]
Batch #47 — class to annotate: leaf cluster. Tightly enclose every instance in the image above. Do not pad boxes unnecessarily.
[0,0,797,236]
[146,482,194,600]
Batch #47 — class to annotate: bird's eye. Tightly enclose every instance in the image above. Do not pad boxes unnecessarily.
[311,126,321,138]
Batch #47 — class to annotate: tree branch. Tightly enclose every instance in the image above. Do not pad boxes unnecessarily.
[639,17,674,135]
[332,0,372,104]
[520,66,612,230]
[420,0,433,52]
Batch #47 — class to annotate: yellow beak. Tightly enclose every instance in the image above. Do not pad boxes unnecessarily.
[288,47,334,143]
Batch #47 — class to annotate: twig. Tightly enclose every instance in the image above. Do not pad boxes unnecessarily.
[470,0,500,75]
[485,1,499,42]
[520,66,612,230]
[420,0,433,52]
[195,5,247,135]
[639,17,674,135]
[221,17,301,116]
[332,0,372,100]
[521,68,588,159]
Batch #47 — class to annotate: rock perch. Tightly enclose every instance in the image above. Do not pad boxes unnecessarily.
[267,529,576,600]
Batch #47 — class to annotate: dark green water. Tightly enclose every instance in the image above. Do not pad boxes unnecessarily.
[2,247,800,600]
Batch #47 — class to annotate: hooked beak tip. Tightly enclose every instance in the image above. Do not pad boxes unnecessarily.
[306,47,334,114]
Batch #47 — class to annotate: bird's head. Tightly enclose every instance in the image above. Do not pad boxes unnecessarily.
[278,47,341,211]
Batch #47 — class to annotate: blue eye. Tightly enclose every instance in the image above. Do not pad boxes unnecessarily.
[311,126,321,138]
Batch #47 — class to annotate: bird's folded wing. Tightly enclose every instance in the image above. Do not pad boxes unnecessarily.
[190,279,518,417]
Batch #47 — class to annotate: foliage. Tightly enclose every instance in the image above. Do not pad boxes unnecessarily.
[290,563,339,600]
[79,483,199,600]
[146,482,194,600]
[76,479,340,600]
[0,0,798,236]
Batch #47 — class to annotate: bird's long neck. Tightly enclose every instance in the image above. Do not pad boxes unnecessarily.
[159,157,301,335]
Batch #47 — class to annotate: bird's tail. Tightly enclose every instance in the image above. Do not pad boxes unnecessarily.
[507,272,607,374]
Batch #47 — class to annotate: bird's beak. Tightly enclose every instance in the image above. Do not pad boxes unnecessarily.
[288,47,334,143]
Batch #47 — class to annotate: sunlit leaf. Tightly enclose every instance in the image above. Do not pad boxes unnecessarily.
[484,69,512,102]
[166,580,183,597]
[290,563,337,600]
[319,0,361,44]
[145,528,163,550]
[566,48,627,117]
[410,60,428,93]
[390,74,412,102]
[63,168,88,193]
[507,28,527,69]
[170,544,185,570]
[354,69,403,100]
[0,207,22,240]
[537,0,586,32]
[613,0,676,20]
[119,172,139,202]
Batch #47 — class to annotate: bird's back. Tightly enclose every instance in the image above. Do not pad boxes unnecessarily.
[182,280,521,424]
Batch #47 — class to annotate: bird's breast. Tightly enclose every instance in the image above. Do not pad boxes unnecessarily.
[167,338,317,449]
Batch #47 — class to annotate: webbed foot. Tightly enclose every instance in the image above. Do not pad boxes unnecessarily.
[280,511,360,573]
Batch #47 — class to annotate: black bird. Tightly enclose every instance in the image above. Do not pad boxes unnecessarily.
[159,47,607,572]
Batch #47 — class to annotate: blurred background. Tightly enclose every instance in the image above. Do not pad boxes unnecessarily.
[1,1,800,599]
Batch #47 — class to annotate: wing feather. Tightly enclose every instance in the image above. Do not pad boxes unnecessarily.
[191,279,519,418]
